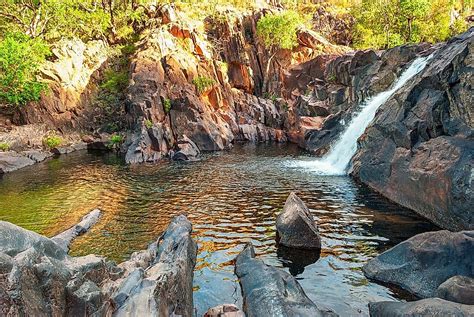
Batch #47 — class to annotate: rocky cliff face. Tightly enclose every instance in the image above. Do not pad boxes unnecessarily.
[351,29,473,231]
[14,39,109,130]
[124,6,348,164]
[298,28,472,231]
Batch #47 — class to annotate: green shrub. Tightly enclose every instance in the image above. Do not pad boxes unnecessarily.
[0,142,10,151]
[0,33,50,108]
[108,134,123,149]
[163,98,172,113]
[100,69,129,94]
[192,76,215,94]
[43,134,62,149]
[144,119,153,129]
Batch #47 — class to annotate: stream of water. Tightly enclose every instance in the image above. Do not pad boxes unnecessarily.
[0,145,436,316]
[291,54,432,175]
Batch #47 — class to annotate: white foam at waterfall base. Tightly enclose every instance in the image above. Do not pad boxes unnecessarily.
[291,54,432,176]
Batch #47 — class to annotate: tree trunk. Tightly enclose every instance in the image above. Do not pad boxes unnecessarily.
[262,51,278,94]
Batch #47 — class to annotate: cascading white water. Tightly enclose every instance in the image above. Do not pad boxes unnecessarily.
[294,54,432,176]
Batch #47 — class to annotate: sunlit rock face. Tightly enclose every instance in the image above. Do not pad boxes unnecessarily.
[15,38,109,129]
[124,5,342,164]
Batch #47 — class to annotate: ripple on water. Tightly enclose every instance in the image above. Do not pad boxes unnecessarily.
[0,144,438,316]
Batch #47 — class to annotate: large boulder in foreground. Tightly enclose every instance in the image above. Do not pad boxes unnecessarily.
[0,213,197,317]
[363,230,474,298]
[112,215,198,317]
[436,275,474,305]
[235,243,337,317]
[369,298,474,317]
[276,192,321,250]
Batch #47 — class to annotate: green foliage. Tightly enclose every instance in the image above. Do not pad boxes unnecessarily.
[0,33,50,107]
[43,134,62,149]
[108,134,123,149]
[101,69,129,94]
[144,119,153,129]
[192,76,215,94]
[256,10,304,51]
[353,0,472,49]
[0,142,10,151]
[163,98,172,113]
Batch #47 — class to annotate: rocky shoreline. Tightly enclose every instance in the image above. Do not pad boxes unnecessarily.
[1,193,472,316]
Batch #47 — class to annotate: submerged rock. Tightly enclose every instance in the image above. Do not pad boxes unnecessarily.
[235,243,337,317]
[363,230,474,298]
[437,275,474,305]
[276,192,321,250]
[368,298,474,317]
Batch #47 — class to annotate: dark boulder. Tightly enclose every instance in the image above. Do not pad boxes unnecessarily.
[437,275,474,305]
[276,192,321,250]
[351,28,474,231]
[235,243,337,317]
[368,298,474,317]
[363,230,474,299]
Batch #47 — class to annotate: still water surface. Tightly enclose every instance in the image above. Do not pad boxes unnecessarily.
[0,144,436,316]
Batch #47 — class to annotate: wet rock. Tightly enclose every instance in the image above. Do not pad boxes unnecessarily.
[363,230,474,298]
[0,152,35,174]
[52,209,102,252]
[368,298,474,317]
[276,192,321,250]
[235,243,337,317]
[437,275,474,305]
[204,304,245,317]
[172,135,200,161]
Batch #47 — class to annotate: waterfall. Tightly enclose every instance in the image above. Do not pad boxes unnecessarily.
[296,54,432,176]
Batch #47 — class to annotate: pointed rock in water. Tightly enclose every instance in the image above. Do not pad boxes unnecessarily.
[437,275,474,305]
[276,192,321,249]
[363,230,474,298]
[235,243,337,317]
[52,209,102,252]
[368,298,474,317]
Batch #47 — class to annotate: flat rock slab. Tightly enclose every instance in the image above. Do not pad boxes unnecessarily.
[363,230,474,298]
[235,243,337,317]
[369,298,474,317]
[0,152,35,174]
[437,275,474,305]
[276,192,321,249]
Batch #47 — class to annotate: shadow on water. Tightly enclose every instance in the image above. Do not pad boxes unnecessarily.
[0,143,438,316]
[277,245,321,276]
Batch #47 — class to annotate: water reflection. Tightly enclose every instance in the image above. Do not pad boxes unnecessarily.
[277,245,321,276]
[0,144,437,316]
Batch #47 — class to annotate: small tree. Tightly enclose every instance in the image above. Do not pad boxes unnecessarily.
[0,33,50,108]
[256,10,304,93]
[399,0,430,42]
